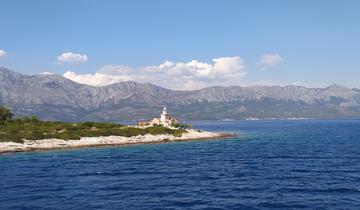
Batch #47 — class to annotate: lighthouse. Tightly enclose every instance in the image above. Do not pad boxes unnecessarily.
[148,106,177,127]
[160,106,168,125]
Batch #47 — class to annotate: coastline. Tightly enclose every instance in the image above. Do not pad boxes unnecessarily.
[0,129,234,154]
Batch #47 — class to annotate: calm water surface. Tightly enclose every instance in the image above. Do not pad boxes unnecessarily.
[1,119,360,209]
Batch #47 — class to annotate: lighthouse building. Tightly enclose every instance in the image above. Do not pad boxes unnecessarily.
[149,107,177,127]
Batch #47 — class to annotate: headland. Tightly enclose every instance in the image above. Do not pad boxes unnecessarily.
[0,129,234,154]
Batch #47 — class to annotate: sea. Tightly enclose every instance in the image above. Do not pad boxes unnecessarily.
[1,119,360,209]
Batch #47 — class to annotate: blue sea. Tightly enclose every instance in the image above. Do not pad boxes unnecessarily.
[1,119,360,209]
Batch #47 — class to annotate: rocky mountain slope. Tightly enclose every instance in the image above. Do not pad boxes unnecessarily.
[1,67,360,122]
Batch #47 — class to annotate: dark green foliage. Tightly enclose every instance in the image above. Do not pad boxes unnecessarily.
[171,122,182,128]
[53,132,81,140]
[111,127,147,137]
[145,126,173,135]
[145,126,186,137]
[25,130,46,140]
[0,106,14,122]
[183,124,193,128]
[31,115,39,123]
[0,134,24,143]
[171,122,193,129]
[23,115,30,123]
[172,129,186,137]
[14,118,22,124]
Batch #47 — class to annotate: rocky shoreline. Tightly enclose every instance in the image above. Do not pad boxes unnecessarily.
[0,129,234,154]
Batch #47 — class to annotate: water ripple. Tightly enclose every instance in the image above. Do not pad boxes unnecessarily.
[1,119,360,209]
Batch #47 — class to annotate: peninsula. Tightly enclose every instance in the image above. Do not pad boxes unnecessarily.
[0,106,232,154]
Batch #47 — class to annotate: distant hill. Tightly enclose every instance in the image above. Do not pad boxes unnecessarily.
[1,67,360,122]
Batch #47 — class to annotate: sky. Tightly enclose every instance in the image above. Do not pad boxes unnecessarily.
[0,0,359,90]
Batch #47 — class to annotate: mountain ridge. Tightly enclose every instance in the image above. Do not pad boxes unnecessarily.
[1,67,360,122]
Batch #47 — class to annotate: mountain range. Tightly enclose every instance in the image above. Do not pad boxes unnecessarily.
[1,67,360,122]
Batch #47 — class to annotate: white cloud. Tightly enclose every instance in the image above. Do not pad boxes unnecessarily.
[291,81,305,86]
[259,54,283,70]
[63,71,128,87]
[57,52,88,62]
[0,50,7,56]
[63,56,247,90]
[40,72,53,75]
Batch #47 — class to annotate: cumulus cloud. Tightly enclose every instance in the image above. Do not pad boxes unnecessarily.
[63,56,247,90]
[63,71,128,87]
[0,50,7,56]
[57,52,88,62]
[259,54,283,70]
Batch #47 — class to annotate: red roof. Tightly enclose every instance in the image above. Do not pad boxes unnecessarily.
[149,118,161,124]
[138,122,148,126]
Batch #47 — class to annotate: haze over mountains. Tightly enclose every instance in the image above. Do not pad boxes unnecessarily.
[1,67,360,122]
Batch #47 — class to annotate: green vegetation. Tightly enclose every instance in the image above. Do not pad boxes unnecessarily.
[0,106,187,143]
[171,122,193,129]
[145,126,185,137]
[0,106,14,122]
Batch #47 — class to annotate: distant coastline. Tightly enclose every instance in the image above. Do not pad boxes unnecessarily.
[244,117,311,120]
[222,117,312,121]
[0,129,234,154]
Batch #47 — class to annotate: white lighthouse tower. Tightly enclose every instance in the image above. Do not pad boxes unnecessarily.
[160,106,169,125]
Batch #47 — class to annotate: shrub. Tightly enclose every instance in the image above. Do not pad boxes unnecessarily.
[171,122,182,128]
[23,115,30,123]
[54,132,81,140]
[183,124,193,128]
[31,115,39,123]
[26,130,46,140]
[14,118,22,124]
[172,129,186,137]
[0,106,14,122]
[145,127,172,135]
[145,126,186,137]
[0,134,23,143]
[110,127,146,137]
[170,122,193,129]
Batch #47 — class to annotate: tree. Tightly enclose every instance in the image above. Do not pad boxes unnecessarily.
[0,106,14,122]
[31,115,39,123]
[171,122,193,129]
[183,124,193,128]
[14,117,22,124]
[171,122,182,128]
[23,115,30,123]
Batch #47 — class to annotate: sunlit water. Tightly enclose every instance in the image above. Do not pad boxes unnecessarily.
[1,119,360,209]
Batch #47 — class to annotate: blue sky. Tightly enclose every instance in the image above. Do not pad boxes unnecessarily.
[0,0,359,89]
